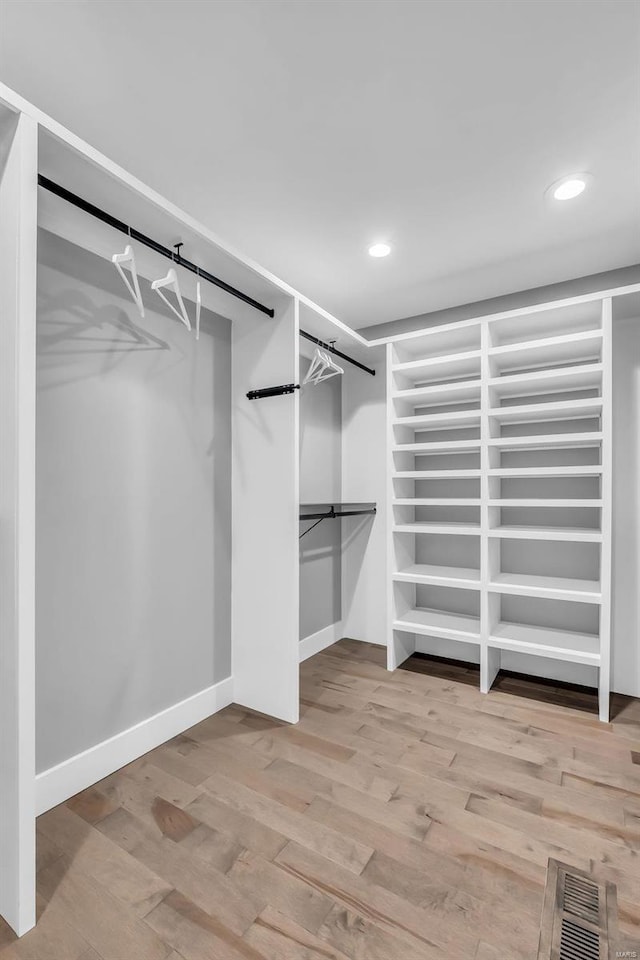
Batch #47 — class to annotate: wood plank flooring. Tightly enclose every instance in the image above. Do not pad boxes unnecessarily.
[2,639,640,959]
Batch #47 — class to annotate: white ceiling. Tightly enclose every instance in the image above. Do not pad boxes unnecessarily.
[1,0,638,330]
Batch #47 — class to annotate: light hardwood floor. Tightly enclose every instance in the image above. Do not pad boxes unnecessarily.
[2,639,640,960]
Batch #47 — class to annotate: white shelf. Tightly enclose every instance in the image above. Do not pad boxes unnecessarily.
[392,349,481,380]
[386,302,612,720]
[393,410,481,430]
[488,329,603,374]
[392,379,482,404]
[489,622,600,666]
[488,432,602,451]
[394,607,481,643]
[489,525,602,542]
[488,362,603,398]
[489,573,601,603]
[489,465,602,478]
[394,522,481,536]
[394,469,482,479]
[489,499,602,508]
[394,564,481,589]
[394,439,481,454]
[488,302,602,347]
[394,498,481,506]
[488,397,602,426]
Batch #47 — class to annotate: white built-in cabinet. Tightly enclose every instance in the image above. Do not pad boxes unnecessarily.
[387,298,613,720]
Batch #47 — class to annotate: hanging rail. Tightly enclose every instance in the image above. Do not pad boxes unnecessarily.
[299,503,376,539]
[37,175,275,318]
[299,330,376,377]
[247,331,375,399]
[247,383,300,400]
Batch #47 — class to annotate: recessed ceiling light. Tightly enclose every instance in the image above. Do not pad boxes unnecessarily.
[548,175,588,201]
[369,242,391,258]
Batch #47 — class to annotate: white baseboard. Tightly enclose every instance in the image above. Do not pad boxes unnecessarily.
[299,621,343,662]
[345,634,386,647]
[36,676,234,816]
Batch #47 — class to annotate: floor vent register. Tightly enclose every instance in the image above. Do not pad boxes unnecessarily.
[537,859,620,960]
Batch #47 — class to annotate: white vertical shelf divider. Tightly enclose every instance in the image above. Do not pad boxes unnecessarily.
[387,342,414,668]
[386,297,613,720]
[0,111,38,937]
[480,320,500,692]
[599,298,613,721]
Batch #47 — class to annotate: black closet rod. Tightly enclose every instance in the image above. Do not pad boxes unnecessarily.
[37,175,275,318]
[299,329,375,376]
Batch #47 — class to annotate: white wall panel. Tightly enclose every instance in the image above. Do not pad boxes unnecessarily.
[232,296,300,721]
[0,111,37,937]
[341,359,387,646]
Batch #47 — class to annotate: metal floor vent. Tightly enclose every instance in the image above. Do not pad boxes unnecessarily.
[537,859,618,960]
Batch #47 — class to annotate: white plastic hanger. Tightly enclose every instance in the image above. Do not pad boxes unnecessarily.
[303,347,327,384]
[151,267,191,331]
[304,347,343,385]
[112,241,144,317]
[314,350,343,383]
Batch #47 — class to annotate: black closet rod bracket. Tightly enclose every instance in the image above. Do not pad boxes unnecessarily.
[247,383,300,400]
[37,175,275,318]
[299,329,375,377]
[299,504,376,539]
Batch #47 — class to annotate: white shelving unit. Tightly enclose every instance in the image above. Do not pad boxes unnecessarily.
[386,298,613,720]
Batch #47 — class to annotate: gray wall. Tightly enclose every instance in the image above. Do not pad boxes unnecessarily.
[36,229,231,772]
[359,265,640,340]
[299,357,342,639]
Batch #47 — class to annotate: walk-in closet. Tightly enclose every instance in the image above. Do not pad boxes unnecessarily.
[0,2,639,956]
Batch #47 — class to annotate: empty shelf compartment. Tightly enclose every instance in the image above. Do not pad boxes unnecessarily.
[392,380,482,405]
[394,439,481,454]
[393,410,481,430]
[392,350,481,388]
[394,564,481,589]
[489,622,600,665]
[489,525,602,542]
[495,538,600,599]
[488,594,600,664]
[488,432,602,451]
[391,322,481,363]
[488,397,603,425]
[492,504,601,531]
[488,363,603,400]
[489,572,601,603]
[488,301,602,347]
[488,330,602,378]
[394,607,481,643]
[395,522,481,536]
